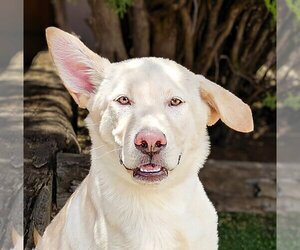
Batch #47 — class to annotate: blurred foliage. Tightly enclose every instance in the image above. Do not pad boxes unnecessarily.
[286,0,300,22]
[262,92,276,110]
[283,92,300,110]
[106,0,133,17]
[219,212,276,250]
[264,0,276,20]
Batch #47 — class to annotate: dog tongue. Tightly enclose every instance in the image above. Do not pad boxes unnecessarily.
[139,164,161,172]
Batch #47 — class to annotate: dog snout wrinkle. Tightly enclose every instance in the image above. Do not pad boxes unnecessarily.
[134,130,167,156]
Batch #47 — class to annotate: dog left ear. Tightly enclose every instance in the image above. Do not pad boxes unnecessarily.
[46,27,111,108]
[198,75,254,133]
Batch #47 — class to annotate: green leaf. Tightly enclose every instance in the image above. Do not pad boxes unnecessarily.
[286,0,300,22]
[264,0,276,21]
[105,0,133,18]
[262,92,276,110]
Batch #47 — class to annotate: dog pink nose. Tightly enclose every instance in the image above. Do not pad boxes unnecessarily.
[134,130,167,155]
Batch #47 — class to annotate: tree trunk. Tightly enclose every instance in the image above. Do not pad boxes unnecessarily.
[52,0,70,31]
[151,12,178,60]
[131,0,150,57]
[87,0,128,61]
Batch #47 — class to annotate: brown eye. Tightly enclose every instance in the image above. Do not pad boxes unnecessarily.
[115,96,131,105]
[169,97,183,106]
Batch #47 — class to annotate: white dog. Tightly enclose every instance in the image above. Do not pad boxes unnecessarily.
[37,27,253,250]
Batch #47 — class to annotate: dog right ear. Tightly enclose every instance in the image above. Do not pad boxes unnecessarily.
[198,75,253,133]
[46,27,111,108]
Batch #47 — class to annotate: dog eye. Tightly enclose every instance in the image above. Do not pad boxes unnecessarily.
[115,96,131,105]
[169,97,183,106]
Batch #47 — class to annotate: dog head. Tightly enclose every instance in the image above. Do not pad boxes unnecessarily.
[46,27,253,186]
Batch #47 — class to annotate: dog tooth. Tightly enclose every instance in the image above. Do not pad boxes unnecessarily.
[141,167,161,173]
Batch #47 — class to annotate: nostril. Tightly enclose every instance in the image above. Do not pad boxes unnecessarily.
[155,141,162,148]
[141,140,148,148]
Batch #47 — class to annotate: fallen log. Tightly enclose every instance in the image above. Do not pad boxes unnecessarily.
[24,51,80,249]
[56,153,90,210]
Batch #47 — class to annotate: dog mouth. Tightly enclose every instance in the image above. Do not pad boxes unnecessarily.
[125,163,168,183]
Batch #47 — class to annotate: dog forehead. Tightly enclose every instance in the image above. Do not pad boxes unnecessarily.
[109,58,195,91]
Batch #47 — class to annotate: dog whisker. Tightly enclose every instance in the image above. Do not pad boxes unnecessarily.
[92,148,122,161]
[84,123,100,127]
[90,144,108,150]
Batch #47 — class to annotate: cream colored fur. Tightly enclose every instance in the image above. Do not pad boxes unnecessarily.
[36,27,253,250]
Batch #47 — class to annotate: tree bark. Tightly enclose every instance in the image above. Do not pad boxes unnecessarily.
[200,1,246,74]
[52,0,70,31]
[231,10,252,66]
[151,12,178,60]
[180,4,194,69]
[131,0,150,57]
[87,0,128,61]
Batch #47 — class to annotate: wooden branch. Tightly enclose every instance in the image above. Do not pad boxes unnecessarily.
[214,54,220,82]
[231,10,252,65]
[220,55,254,84]
[206,0,224,46]
[193,1,207,69]
[249,28,271,67]
[246,83,274,104]
[195,0,223,73]
[180,4,194,69]
[201,1,245,74]
[257,53,276,85]
[247,28,274,73]
[192,0,199,35]
[241,8,265,65]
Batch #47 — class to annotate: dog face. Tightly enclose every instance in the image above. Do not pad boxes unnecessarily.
[46,27,253,185]
[93,59,210,184]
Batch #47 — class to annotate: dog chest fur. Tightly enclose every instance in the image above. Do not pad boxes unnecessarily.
[40,171,218,250]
